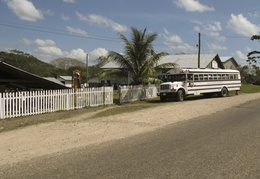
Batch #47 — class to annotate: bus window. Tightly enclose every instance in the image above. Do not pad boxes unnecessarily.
[199,74,204,80]
[222,74,226,79]
[194,75,199,81]
[187,74,193,81]
[167,74,186,82]
[209,74,213,80]
[213,74,218,80]
[230,74,234,79]
[226,74,230,79]
[204,74,208,80]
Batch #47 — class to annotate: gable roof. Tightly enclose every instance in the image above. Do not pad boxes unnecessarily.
[220,56,239,67]
[101,53,224,69]
[158,53,224,69]
[0,61,69,91]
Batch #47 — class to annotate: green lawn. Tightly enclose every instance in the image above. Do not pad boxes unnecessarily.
[240,84,260,93]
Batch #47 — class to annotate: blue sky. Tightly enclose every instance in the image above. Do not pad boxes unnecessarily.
[1,0,260,66]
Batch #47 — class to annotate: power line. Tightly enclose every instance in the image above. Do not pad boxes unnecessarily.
[0,21,121,43]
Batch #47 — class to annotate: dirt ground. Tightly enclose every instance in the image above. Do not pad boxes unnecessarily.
[0,93,260,166]
[0,107,105,132]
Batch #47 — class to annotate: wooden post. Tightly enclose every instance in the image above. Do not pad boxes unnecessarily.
[198,32,201,68]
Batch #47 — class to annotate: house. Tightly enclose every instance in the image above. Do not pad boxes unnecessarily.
[0,61,69,92]
[101,53,227,85]
[57,76,73,88]
[158,53,224,69]
[220,57,239,70]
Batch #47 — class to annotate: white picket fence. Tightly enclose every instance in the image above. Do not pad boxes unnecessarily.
[119,85,158,103]
[0,87,113,119]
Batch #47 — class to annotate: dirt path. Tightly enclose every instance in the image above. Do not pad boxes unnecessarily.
[0,93,260,166]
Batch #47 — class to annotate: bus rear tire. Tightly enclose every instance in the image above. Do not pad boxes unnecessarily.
[219,87,228,97]
[177,89,185,101]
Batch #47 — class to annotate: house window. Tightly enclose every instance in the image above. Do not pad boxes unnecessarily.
[212,60,218,69]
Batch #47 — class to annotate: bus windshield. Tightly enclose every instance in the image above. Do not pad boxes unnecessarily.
[162,74,186,82]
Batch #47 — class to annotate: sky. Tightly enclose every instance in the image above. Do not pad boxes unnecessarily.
[0,0,260,66]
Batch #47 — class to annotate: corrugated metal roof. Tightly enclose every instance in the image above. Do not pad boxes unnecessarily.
[158,54,218,68]
[58,76,72,81]
[101,53,219,69]
[0,61,69,91]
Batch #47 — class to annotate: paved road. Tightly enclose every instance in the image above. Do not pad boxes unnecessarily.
[1,99,260,179]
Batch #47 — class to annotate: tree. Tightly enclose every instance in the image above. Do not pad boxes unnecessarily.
[99,27,176,84]
[238,65,260,84]
[247,35,260,64]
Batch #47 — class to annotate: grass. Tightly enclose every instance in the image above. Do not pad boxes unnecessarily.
[240,84,260,93]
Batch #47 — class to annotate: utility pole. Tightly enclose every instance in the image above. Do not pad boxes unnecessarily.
[198,32,201,68]
[86,53,89,83]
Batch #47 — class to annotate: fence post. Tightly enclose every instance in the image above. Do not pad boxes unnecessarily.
[0,93,3,119]
[103,86,106,105]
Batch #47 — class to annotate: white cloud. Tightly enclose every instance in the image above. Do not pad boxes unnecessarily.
[88,48,109,65]
[174,0,214,13]
[43,9,54,16]
[19,38,33,46]
[246,47,252,52]
[194,21,225,42]
[164,41,196,53]
[4,0,44,22]
[34,39,56,46]
[76,12,128,32]
[205,21,222,31]
[161,29,196,53]
[61,13,70,21]
[63,0,75,3]
[162,29,183,43]
[35,46,64,58]
[67,48,86,61]
[227,14,260,37]
[248,11,260,19]
[90,48,108,58]
[66,26,88,37]
[207,43,227,50]
[32,39,87,62]
[234,51,247,60]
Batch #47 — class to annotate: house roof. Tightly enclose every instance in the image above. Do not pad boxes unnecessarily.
[44,77,65,85]
[220,56,239,67]
[58,76,72,81]
[220,56,232,62]
[102,53,224,69]
[158,53,223,68]
[0,61,69,91]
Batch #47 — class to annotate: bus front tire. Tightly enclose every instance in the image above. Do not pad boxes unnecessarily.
[177,89,185,101]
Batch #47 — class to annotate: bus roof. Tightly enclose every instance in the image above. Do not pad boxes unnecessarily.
[167,68,239,74]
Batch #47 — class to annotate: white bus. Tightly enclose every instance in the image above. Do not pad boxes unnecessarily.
[158,68,241,101]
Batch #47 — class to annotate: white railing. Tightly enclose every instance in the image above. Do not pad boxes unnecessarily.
[119,85,158,103]
[0,87,113,119]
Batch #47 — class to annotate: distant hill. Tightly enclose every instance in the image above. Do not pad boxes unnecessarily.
[0,50,68,77]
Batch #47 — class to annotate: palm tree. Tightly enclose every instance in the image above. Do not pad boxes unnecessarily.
[99,27,176,85]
